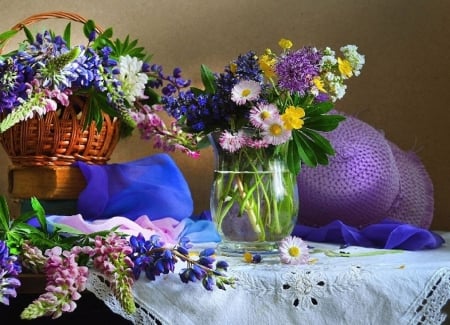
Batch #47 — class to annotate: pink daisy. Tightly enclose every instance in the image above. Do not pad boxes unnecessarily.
[219,130,246,153]
[279,236,310,265]
[249,103,280,128]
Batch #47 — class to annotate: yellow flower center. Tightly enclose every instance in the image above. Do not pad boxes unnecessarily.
[241,89,251,97]
[288,246,301,257]
[269,123,283,136]
[260,111,271,120]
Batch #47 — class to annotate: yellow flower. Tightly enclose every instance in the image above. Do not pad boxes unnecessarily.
[259,54,276,79]
[338,57,353,78]
[243,252,253,263]
[281,106,305,130]
[264,48,273,56]
[313,76,327,93]
[230,62,237,75]
[278,38,293,50]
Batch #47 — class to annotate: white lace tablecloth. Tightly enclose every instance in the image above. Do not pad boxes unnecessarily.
[87,232,450,325]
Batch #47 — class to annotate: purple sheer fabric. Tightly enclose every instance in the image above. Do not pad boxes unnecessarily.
[292,219,444,250]
[75,154,193,221]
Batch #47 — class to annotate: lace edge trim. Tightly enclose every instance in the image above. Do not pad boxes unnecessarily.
[403,267,450,324]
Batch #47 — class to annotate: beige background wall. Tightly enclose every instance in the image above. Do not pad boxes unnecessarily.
[0,0,449,229]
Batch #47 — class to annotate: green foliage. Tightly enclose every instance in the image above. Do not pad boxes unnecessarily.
[200,64,217,94]
[83,19,150,61]
[283,97,345,174]
[0,195,118,256]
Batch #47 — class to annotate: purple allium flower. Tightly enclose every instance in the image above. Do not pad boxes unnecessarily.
[275,47,322,95]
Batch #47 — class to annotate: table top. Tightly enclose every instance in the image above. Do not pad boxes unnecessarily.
[87,232,450,325]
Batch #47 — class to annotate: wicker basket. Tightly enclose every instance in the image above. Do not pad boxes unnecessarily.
[0,11,120,166]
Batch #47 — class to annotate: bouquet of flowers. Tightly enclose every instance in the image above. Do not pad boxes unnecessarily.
[139,38,365,174]
[135,39,365,248]
[0,196,234,320]
[0,12,160,141]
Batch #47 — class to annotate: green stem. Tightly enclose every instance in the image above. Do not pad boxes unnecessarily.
[235,174,262,238]
[312,248,404,257]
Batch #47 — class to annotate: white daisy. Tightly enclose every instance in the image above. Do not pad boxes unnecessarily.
[279,236,310,265]
[261,117,291,145]
[231,80,261,105]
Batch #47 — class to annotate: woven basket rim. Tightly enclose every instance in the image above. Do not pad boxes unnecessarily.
[0,11,103,54]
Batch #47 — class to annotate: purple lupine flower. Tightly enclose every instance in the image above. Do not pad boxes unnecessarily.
[275,46,322,95]
[0,240,22,306]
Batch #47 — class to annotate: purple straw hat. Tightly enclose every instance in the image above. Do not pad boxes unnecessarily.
[297,112,434,229]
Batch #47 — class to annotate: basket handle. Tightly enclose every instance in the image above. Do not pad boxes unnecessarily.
[1,11,103,53]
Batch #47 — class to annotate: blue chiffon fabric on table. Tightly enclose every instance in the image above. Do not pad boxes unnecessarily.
[74,154,220,243]
[75,154,193,221]
[292,220,444,250]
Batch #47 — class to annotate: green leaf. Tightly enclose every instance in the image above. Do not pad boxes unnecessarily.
[23,26,34,44]
[51,223,84,235]
[0,196,10,232]
[301,129,335,155]
[200,64,217,94]
[11,210,36,227]
[304,115,346,132]
[305,101,334,116]
[0,29,18,49]
[292,131,318,167]
[100,27,113,39]
[196,134,212,150]
[190,87,208,96]
[302,135,329,165]
[63,22,72,47]
[83,19,96,39]
[30,197,48,233]
[287,140,302,175]
[86,93,105,132]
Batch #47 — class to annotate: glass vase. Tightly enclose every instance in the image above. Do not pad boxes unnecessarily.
[209,132,299,256]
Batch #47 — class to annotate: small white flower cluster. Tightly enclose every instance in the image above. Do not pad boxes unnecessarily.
[318,45,365,101]
[340,45,365,77]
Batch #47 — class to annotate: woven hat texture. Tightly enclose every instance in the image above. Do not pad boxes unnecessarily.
[297,113,434,229]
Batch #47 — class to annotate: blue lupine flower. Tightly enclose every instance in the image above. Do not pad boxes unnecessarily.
[126,233,234,291]
[202,275,215,291]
